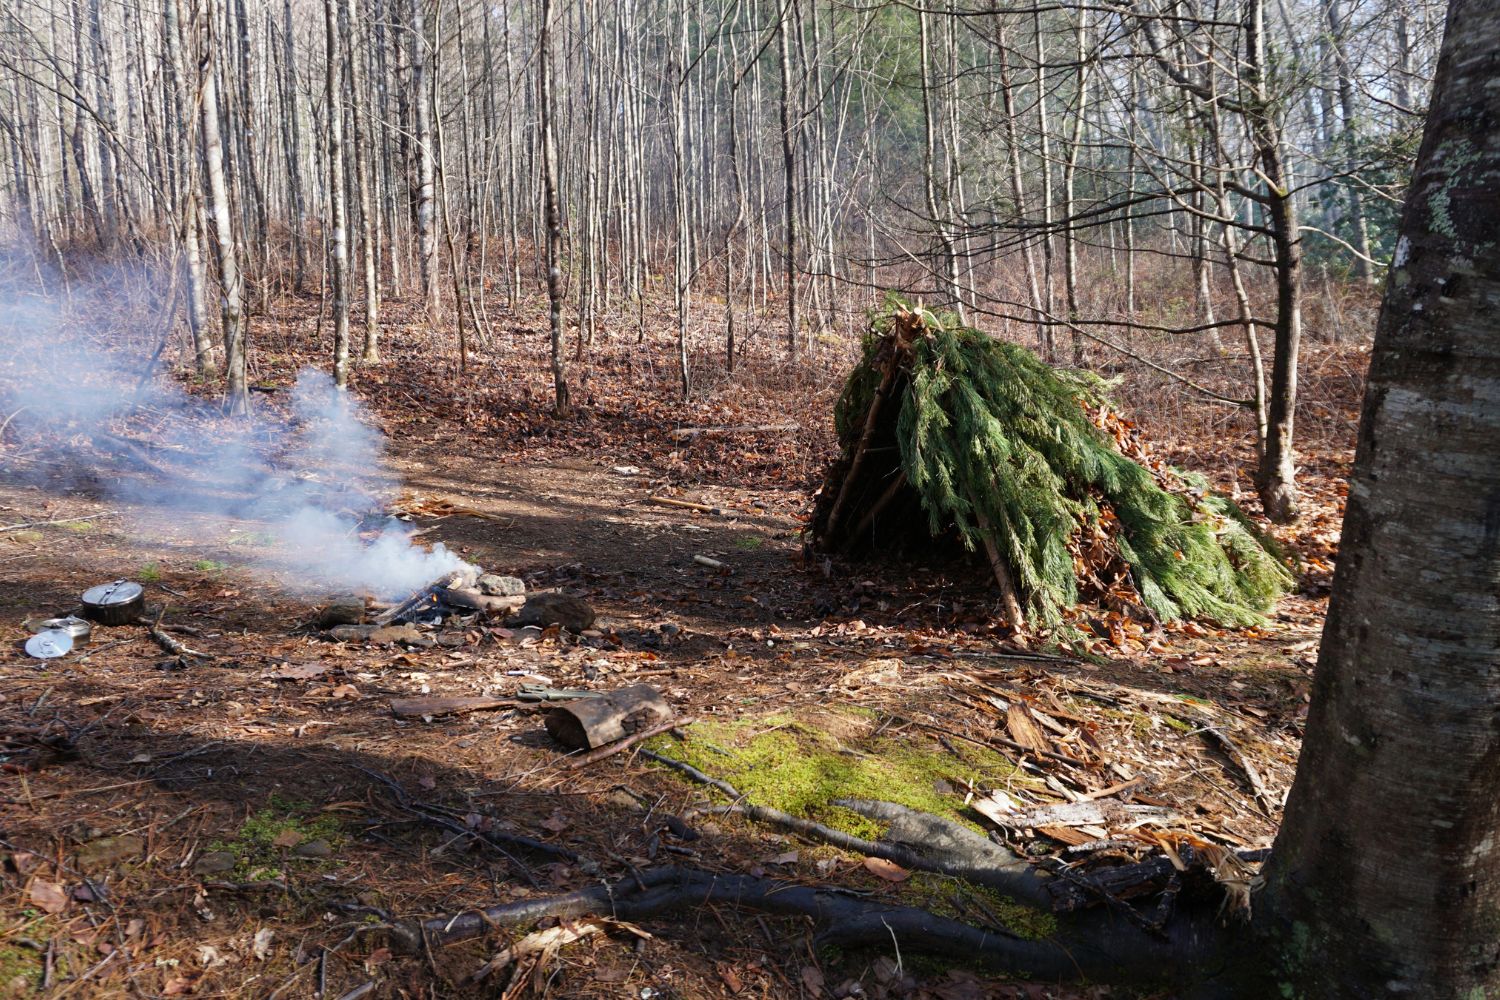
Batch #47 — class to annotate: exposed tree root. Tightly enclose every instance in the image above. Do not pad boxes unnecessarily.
[386,863,1229,986]
[371,750,1245,987]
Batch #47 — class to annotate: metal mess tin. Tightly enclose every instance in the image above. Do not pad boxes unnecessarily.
[25,629,74,659]
[29,616,92,644]
[80,580,145,625]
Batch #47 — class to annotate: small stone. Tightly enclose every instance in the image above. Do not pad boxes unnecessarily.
[192,851,237,876]
[292,839,333,859]
[328,624,377,642]
[369,625,424,646]
[477,574,526,597]
[76,834,144,872]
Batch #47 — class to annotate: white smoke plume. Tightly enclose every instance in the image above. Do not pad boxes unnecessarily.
[0,253,474,599]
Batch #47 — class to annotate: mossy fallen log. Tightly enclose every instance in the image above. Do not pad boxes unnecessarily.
[812,302,1293,629]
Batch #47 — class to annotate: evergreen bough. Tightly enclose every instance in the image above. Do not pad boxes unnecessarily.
[816,302,1293,629]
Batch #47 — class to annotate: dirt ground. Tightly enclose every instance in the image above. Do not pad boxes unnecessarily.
[0,310,1361,999]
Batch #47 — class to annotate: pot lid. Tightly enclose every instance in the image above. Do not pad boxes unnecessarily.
[25,629,74,659]
[81,580,144,607]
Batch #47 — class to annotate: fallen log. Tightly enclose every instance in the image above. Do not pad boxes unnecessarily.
[545,684,672,750]
[667,423,798,441]
[390,697,521,718]
[563,716,693,770]
[647,496,729,516]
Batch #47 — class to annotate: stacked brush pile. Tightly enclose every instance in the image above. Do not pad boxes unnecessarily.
[811,302,1293,632]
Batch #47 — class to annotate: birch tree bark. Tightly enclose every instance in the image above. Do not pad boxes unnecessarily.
[195,0,248,414]
[322,0,349,387]
[538,0,569,417]
[1253,0,1500,988]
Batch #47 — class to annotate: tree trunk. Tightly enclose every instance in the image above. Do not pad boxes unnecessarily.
[196,0,249,414]
[1252,0,1500,989]
[1245,0,1301,524]
[323,0,349,387]
[411,0,437,319]
[538,0,569,418]
[777,0,798,358]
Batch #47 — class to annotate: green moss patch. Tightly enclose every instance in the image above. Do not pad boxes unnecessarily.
[0,942,45,993]
[647,710,1021,837]
[903,872,1058,941]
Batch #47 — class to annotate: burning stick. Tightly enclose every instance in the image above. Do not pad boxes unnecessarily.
[372,583,446,626]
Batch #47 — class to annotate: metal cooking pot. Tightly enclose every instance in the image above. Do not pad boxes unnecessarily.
[29,616,92,644]
[80,580,145,625]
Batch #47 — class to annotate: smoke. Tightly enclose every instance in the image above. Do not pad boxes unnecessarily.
[0,252,474,599]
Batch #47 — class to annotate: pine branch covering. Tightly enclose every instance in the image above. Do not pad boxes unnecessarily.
[825,302,1293,628]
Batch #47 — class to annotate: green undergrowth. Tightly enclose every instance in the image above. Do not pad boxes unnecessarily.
[207,797,343,882]
[0,941,46,993]
[646,710,1023,838]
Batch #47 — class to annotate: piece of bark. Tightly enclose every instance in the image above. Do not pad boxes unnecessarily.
[564,716,694,770]
[979,799,1178,831]
[545,684,673,750]
[391,697,520,718]
[1006,703,1052,755]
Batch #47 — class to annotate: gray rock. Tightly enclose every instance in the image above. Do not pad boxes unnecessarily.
[76,834,144,871]
[329,624,378,642]
[315,599,365,628]
[504,593,596,632]
[193,851,237,876]
[293,839,333,859]
[477,574,526,597]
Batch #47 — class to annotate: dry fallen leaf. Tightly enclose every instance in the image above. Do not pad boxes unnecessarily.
[271,829,303,849]
[862,856,911,882]
[29,879,68,914]
[718,963,745,993]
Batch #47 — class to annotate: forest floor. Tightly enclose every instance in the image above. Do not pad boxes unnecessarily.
[0,289,1368,999]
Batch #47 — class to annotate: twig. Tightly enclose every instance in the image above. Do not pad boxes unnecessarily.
[351,765,577,865]
[0,512,117,534]
[564,717,694,771]
[148,610,212,661]
[0,405,30,443]
[1199,727,1276,815]
[647,496,730,516]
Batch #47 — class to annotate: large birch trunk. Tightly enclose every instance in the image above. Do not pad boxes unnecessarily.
[1253,0,1500,989]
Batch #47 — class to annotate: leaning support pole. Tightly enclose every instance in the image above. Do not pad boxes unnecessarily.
[973,506,1026,627]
